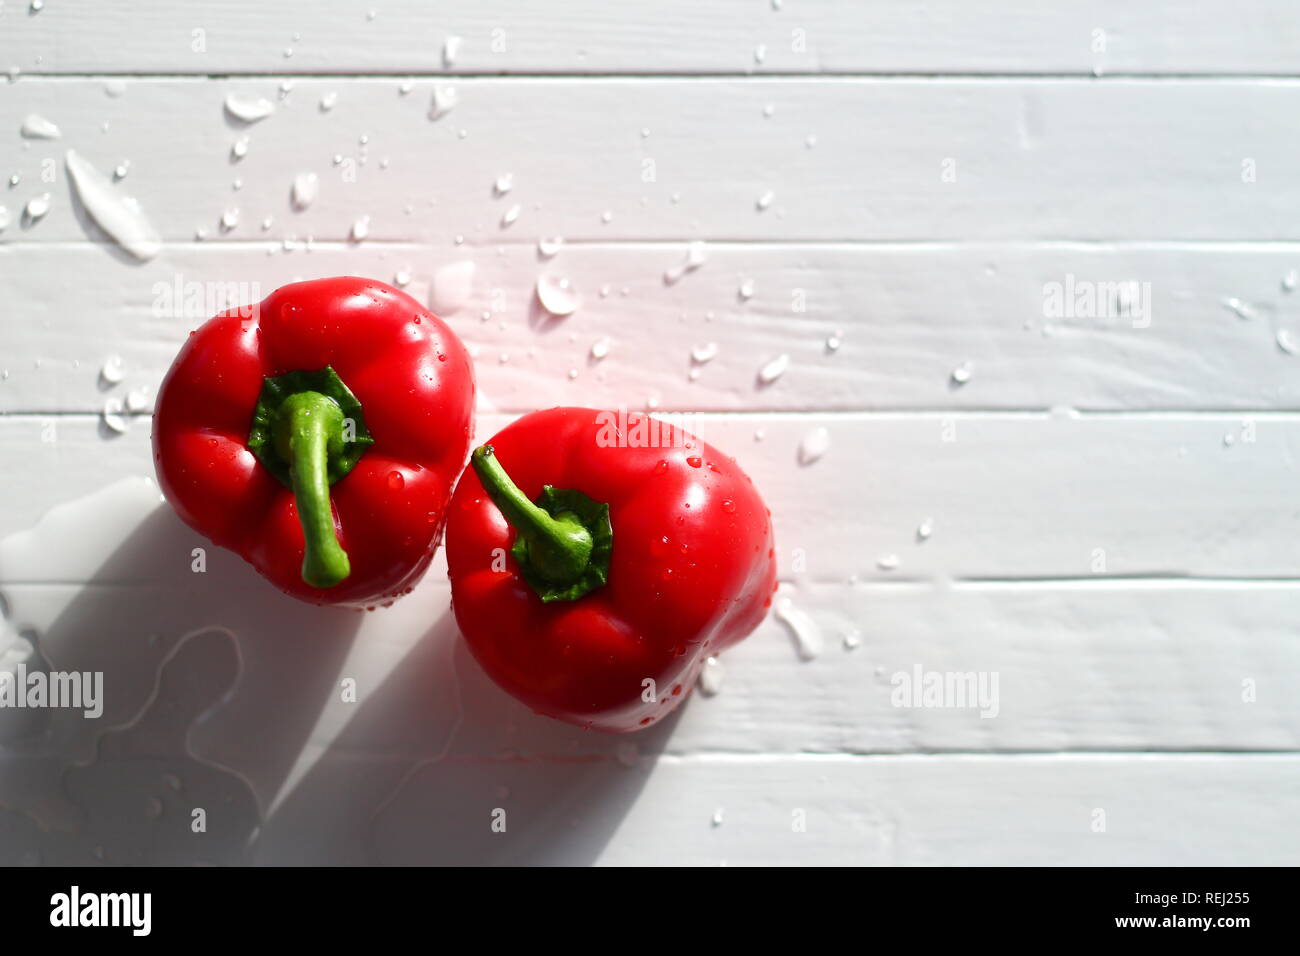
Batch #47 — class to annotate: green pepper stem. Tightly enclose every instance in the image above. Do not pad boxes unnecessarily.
[472,444,593,585]
[274,391,351,588]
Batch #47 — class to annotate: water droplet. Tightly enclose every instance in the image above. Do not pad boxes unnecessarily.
[738,278,755,300]
[500,203,520,227]
[494,172,513,196]
[754,44,767,64]
[393,268,411,287]
[220,207,239,231]
[430,260,476,314]
[686,456,702,468]
[1223,432,1236,447]
[566,368,579,380]
[386,470,405,490]
[615,742,639,767]
[0,206,8,232]
[951,361,972,385]
[805,133,818,149]
[100,354,125,385]
[537,236,564,258]
[721,499,736,514]
[398,79,414,95]
[757,353,789,385]
[20,113,60,139]
[653,460,670,476]
[223,93,275,124]
[30,0,45,12]
[230,136,249,160]
[1277,329,1298,355]
[1221,296,1255,321]
[842,628,862,650]
[536,275,580,317]
[102,396,128,433]
[762,103,776,118]
[349,215,370,241]
[697,656,725,696]
[590,337,610,360]
[916,518,934,541]
[23,192,51,221]
[664,240,708,283]
[125,387,149,412]
[798,426,830,465]
[291,171,319,210]
[877,554,900,571]
[775,597,822,660]
[319,91,338,112]
[1283,270,1297,293]
[756,190,774,211]
[825,331,843,352]
[443,35,463,68]
[429,85,457,120]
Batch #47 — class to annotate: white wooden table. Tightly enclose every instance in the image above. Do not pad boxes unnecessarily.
[1,1,1298,865]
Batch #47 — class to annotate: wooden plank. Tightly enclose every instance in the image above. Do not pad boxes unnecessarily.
[309,754,1300,865]
[3,79,1300,244]
[5,241,1300,415]
[3,412,1299,579]
[2,423,1296,765]
[4,1,1300,76]
[5,567,1296,762]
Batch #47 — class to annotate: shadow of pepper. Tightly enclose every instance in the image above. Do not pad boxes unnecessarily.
[0,497,363,863]
[2,489,675,865]
[251,612,680,866]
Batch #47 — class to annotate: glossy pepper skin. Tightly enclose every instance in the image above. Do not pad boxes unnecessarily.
[446,407,777,732]
[153,277,475,607]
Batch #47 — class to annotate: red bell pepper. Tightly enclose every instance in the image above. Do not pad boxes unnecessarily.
[446,406,777,732]
[153,276,475,607]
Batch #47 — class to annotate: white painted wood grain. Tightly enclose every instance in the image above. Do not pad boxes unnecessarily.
[4,1,1299,76]
[6,570,1296,757]
[3,434,1298,758]
[5,241,1300,414]
[3,78,1299,244]
[2,1,1296,867]
[3,411,1299,581]
[325,754,1300,865]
